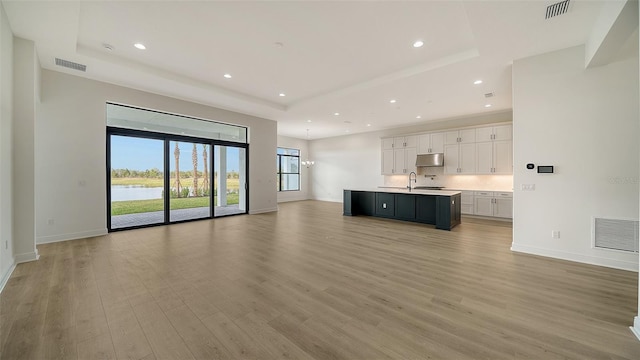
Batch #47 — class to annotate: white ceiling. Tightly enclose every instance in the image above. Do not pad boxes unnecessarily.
[1,1,629,139]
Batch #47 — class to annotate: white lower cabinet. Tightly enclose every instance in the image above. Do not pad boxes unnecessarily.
[473,191,513,218]
[460,191,474,215]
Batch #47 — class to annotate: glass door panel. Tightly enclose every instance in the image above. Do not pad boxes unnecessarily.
[214,145,246,217]
[109,135,165,229]
[169,141,212,222]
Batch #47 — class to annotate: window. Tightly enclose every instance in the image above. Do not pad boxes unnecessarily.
[277,147,300,191]
[106,103,249,232]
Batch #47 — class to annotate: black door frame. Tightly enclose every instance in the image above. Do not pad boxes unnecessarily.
[107,126,249,232]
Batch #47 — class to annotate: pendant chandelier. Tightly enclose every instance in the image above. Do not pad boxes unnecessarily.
[301,129,315,168]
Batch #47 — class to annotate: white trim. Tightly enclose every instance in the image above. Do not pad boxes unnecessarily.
[631,316,640,342]
[0,260,16,294]
[277,196,310,203]
[312,197,342,203]
[249,207,278,215]
[14,250,39,264]
[462,214,513,222]
[36,229,107,244]
[511,243,638,271]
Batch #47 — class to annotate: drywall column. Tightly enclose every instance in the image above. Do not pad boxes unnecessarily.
[12,37,38,263]
[0,4,15,289]
[216,146,227,206]
[239,149,246,211]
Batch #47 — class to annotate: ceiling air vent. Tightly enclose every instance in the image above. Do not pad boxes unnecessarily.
[484,92,494,98]
[546,0,570,19]
[55,58,87,72]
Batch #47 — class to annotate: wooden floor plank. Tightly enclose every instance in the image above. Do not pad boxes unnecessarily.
[1,200,639,359]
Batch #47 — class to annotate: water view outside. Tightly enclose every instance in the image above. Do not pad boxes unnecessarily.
[111,185,163,201]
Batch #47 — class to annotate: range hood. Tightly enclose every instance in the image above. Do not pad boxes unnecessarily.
[416,153,444,167]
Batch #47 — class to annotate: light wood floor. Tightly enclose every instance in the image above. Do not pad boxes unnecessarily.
[1,200,639,359]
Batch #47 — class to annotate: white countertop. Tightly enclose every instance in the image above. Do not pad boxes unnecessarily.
[345,187,461,196]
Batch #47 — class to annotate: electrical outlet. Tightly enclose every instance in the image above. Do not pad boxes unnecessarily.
[521,184,536,191]
[551,230,560,239]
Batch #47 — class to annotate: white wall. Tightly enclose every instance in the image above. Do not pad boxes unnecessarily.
[512,45,639,271]
[12,37,38,262]
[633,0,640,340]
[309,111,512,202]
[277,135,310,202]
[35,70,277,244]
[0,3,15,290]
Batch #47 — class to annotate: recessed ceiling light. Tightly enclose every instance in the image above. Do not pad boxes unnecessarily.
[279,93,286,97]
[306,119,312,123]
[223,74,232,79]
[334,112,340,116]
[366,124,372,127]
[345,129,350,133]
[474,80,483,85]
[390,99,397,104]
[416,115,422,119]
[485,104,492,108]
[413,40,424,48]
[134,43,146,50]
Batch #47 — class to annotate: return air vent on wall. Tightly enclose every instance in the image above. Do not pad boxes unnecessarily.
[545,0,571,19]
[593,217,639,253]
[55,58,86,72]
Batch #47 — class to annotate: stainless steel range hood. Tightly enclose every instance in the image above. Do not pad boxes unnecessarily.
[416,153,444,167]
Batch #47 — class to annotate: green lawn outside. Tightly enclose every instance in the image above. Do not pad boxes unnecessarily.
[111,177,240,190]
[111,194,239,216]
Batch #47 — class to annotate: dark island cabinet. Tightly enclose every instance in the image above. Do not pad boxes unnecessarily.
[344,190,461,231]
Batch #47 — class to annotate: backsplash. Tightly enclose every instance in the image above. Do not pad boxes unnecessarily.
[383,166,513,191]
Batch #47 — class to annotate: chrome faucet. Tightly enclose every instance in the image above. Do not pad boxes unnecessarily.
[408,171,417,191]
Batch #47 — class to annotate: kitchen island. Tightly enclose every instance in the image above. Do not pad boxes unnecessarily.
[343,188,461,230]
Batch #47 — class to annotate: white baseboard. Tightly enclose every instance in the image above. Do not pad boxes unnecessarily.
[511,243,638,271]
[0,260,16,294]
[14,249,39,263]
[36,229,107,244]
[631,316,640,342]
[311,197,341,203]
[249,207,278,215]
[277,197,310,203]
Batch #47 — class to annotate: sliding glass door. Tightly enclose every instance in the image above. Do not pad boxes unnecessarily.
[108,129,248,231]
[109,135,165,229]
[169,141,212,222]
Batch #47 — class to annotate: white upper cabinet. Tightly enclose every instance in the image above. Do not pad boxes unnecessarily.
[417,132,445,154]
[381,123,510,175]
[393,135,417,148]
[444,143,476,174]
[444,128,476,145]
[382,137,394,150]
[381,136,417,174]
[381,148,394,175]
[476,140,512,174]
[476,124,512,142]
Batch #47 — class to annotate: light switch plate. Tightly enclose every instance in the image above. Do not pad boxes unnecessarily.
[521,184,535,191]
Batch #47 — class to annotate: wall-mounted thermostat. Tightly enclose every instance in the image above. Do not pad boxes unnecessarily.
[526,163,535,170]
[537,165,554,173]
